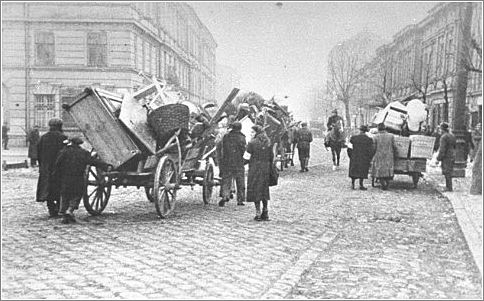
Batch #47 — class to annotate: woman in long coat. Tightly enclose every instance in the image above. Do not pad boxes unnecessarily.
[370,123,397,190]
[246,125,273,221]
[348,125,375,190]
[36,118,68,217]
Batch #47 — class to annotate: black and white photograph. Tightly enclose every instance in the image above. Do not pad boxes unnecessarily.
[1,1,482,299]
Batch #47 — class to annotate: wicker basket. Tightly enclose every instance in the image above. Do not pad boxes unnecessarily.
[147,103,190,146]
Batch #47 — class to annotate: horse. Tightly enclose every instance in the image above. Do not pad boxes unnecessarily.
[325,121,345,170]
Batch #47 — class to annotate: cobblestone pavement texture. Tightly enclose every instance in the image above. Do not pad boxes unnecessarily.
[1,139,482,299]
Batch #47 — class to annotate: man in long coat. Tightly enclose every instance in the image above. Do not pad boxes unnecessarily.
[53,136,109,224]
[295,122,313,172]
[437,122,456,192]
[36,118,68,217]
[27,125,40,167]
[348,125,375,190]
[370,123,398,190]
[218,121,246,207]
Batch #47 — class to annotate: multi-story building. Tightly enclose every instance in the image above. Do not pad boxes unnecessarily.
[357,2,482,130]
[1,2,217,146]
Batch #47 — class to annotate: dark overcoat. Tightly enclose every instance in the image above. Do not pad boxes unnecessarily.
[348,133,375,179]
[370,131,397,179]
[27,129,40,159]
[36,130,67,202]
[53,144,108,198]
[296,127,313,159]
[437,132,456,176]
[219,129,246,176]
[246,134,273,202]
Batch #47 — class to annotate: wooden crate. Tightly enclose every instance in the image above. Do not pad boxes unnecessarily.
[65,87,141,169]
[410,135,436,159]
[408,158,427,172]
[394,136,410,158]
[394,158,408,171]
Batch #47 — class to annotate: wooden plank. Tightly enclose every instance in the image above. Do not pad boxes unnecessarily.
[65,88,140,169]
[209,88,239,126]
[118,93,157,154]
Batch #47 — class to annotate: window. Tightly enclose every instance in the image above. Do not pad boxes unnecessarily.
[34,94,56,127]
[35,32,55,65]
[87,32,107,67]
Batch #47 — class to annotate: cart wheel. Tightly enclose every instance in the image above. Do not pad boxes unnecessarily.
[154,156,178,218]
[411,173,420,188]
[83,165,111,216]
[145,187,154,202]
[203,160,215,204]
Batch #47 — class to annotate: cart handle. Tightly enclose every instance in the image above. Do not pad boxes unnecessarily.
[155,129,181,158]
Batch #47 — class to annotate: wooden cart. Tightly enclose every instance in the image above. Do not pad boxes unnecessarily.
[64,86,239,218]
[371,158,427,188]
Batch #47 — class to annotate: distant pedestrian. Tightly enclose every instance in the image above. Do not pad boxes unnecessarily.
[218,121,247,207]
[436,122,456,192]
[287,124,298,166]
[27,125,40,167]
[246,125,273,221]
[2,123,9,150]
[463,125,475,163]
[295,122,313,172]
[348,125,375,190]
[53,137,109,224]
[36,118,68,218]
[370,123,398,190]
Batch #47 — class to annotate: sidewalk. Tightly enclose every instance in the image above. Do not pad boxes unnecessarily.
[2,146,482,277]
[423,161,483,277]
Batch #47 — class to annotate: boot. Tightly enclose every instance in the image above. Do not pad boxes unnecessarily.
[47,200,59,217]
[304,158,309,171]
[351,179,356,190]
[299,160,305,172]
[254,203,262,221]
[260,210,270,221]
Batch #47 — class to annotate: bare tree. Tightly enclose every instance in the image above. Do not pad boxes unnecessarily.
[365,50,395,106]
[327,42,369,128]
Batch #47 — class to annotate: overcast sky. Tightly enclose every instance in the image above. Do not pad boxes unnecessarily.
[190,1,439,119]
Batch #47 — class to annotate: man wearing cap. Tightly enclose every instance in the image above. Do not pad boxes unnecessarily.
[326,109,345,131]
[437,122,456,192]
[218,121,247,206]
[27,125,40,167]
[53,136,109,224]
[295,122,313,172]
[36,118,68,218]
[348,125,375,190]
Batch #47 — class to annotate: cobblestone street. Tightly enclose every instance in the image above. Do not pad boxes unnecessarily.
[1,139,482,299]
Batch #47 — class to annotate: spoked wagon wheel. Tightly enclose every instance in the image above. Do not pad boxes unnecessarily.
[145,187,154,202]
[83,165,111,216]
[154,156,178,218]
[203,159,216,204]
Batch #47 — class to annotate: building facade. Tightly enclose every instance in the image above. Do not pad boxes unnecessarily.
[357,2,482,131]
[1,2,217,146]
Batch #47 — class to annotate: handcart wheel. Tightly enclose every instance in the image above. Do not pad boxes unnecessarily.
[83,165,111,216]
[203,159,216,204]
[145,187,154,202]
[411,173,420,188]
[154,156,178,218]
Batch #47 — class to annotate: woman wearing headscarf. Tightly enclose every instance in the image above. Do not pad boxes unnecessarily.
[36,118,68,217]
[246,125,273,221]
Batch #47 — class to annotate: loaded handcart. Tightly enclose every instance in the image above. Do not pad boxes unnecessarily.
[63,79,239,218]
[371,134,436,188]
